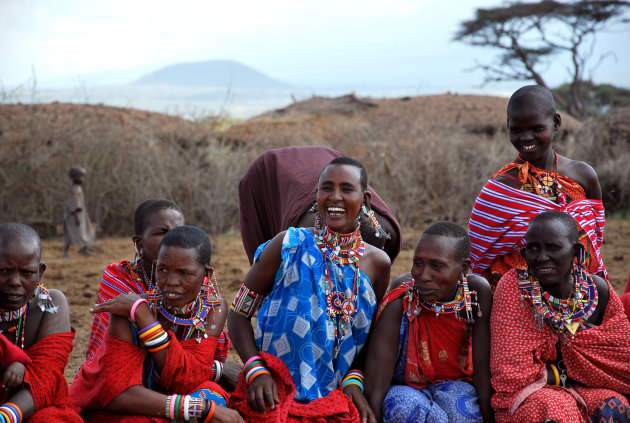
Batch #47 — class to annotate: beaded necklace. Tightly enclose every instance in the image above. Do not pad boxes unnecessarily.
[0,283,56,349]
[148,273,222,341]
[314,216,365,358]
[517,150,566,204]
[403,276,479,323]
[0,304,27,322]
[149,291,212,341]
[133,258,152,290]
[517,267,598,336]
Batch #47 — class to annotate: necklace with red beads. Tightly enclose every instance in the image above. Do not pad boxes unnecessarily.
[517,266,598,336]
[403,276,479,323]
[314,216,364,358]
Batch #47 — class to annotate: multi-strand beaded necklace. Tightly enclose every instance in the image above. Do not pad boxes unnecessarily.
[0,283,56,349]
[148,274,222,342]
[517,267,598,336]
[132,258,152,290]
[403,276,479,323]
[517,150,567,205]
[314,216,365,358]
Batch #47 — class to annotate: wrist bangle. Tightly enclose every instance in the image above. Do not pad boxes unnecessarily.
[130,298,149,322]
[213,360,223,382]
[244,355,263,368]
[3,404,21,422]
[342,379,364,392]
[138,320,159,335]
[202,400,216,423]
[549,363,560,386]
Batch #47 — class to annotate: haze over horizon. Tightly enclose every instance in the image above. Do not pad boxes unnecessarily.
[2,0,629,117]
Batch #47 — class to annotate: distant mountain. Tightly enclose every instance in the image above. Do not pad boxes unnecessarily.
[133,60,290,89]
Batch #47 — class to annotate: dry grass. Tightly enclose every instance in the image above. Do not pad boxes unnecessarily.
[0,94,625,240]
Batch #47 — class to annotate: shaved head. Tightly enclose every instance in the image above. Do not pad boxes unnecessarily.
[528,211,580,244]
[0,223,42,259]
[507,85,556,119]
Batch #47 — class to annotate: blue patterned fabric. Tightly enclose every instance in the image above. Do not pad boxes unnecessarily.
[189,388,227,407]
[592,396,630,423]
[383,381,482,423]
[254,227,377,402]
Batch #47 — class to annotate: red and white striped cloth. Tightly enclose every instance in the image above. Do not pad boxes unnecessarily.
[469,179,606,278]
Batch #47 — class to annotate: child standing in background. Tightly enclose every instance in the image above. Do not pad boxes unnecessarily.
[62,166,96,257]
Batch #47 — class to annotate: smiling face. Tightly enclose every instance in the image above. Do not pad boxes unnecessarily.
[0,238,45,310]
[523,218,577,297]
[134,208,185,265]
[316,164,367,234]
[508,104,560,164]
[411,234,466,302]
[155,245,207,308]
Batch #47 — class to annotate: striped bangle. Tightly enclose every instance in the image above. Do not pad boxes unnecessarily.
[230,284,264,319]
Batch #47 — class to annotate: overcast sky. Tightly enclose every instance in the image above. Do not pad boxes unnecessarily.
[1,0,629,96]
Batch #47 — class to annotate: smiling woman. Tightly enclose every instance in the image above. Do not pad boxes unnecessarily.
[228,157,391,423]
[469,85,606,291]
[491,211,630,423]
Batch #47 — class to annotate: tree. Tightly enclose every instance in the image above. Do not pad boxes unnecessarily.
[454,1,630,118]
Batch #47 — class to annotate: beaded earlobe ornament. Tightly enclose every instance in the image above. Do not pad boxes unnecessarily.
[362,204,389,239]
[309,202,318,215]
[204,268,222,330]
[149,260,158,291]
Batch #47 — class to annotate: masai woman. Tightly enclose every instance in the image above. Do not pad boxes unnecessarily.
[491,211,630,422]
[228,157,391,422]
[70,225,242,422]
[365,222,493,423]
[0,223,82,422]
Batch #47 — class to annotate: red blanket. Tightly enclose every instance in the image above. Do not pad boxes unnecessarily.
[490,268,630,422]
[469,178,606,287]
[376,282,473,390]
[70,331,227,415]
[238,146,402,264]
[230,352,360,423]
[23,331,83,422]
[0,333,31,368]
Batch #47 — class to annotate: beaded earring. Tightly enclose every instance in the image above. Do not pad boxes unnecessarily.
[150,260,158,291]
[206,267,223,330]
[309,202,318,215]
[362,204,388,239]
[133,243,142,263]
[572,246,587,300]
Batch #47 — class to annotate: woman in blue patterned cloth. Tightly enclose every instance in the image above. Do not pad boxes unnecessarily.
[228,157,391,423]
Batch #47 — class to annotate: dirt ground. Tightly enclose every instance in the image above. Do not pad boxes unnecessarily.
[43,220,630,384]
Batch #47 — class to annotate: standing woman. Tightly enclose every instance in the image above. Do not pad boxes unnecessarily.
[228,157,391,422]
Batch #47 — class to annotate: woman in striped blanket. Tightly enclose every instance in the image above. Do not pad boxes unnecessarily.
[468,85,605,291]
